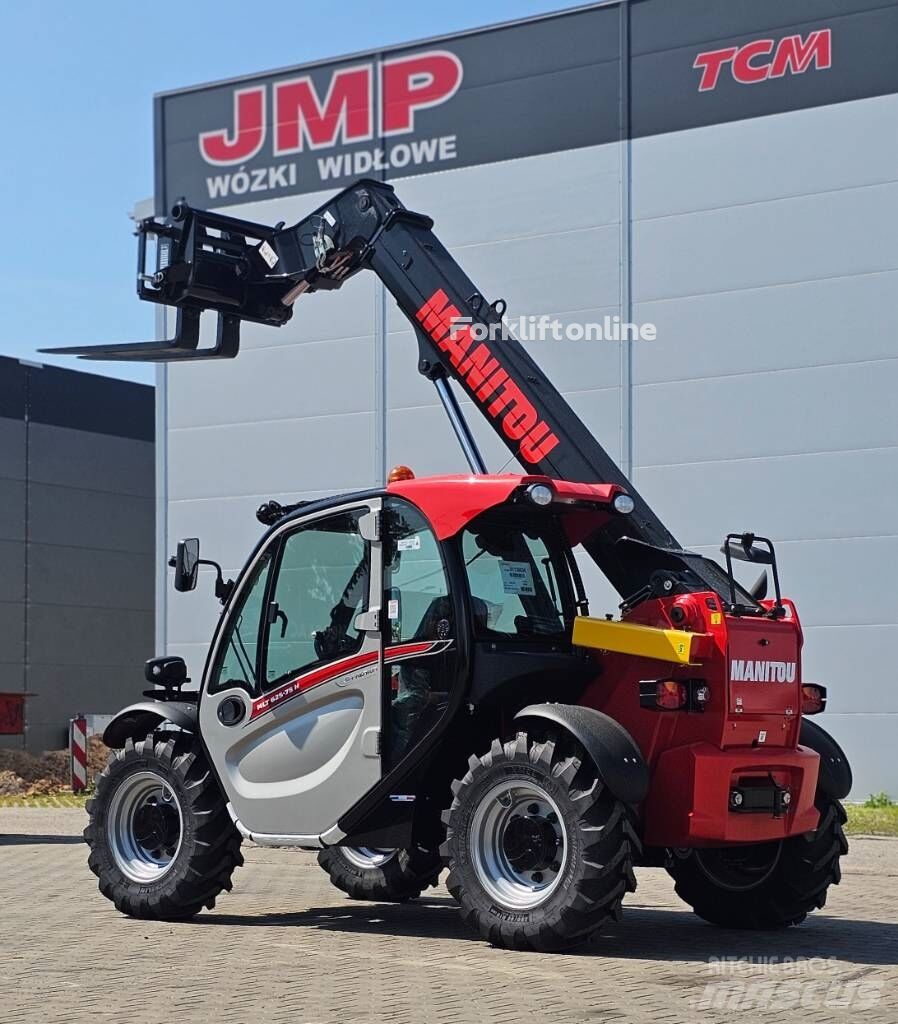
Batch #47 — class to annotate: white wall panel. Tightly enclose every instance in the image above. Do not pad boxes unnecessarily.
[634,358,898,467]
[633,270,898,385]
[393,147,621,246]
[633,182,898,304]
[168,411,376,502]
[638,446,898,547]
[802,625,898,715]
[632,94,898,221]
[816,714,897,801]
[167,334,376,431]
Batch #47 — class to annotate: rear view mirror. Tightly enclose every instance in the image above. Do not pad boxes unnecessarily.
[722,533,774,565]
[172,538,200,592]
[721,532,784,615]
[749,570,769,601]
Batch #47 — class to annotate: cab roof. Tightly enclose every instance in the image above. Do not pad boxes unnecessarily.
[386,474,624,540]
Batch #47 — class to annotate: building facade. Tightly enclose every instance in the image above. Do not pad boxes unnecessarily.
[0,359,154,752]
[154,0,898,797]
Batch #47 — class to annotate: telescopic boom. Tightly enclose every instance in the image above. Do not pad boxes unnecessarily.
[45,179,680,595]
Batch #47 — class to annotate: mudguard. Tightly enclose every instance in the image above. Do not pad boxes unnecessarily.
[103,700,198,748]
[800,718,852,800]
[514,703,649,805]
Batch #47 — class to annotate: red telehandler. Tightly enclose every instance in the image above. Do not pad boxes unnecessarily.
[46,179,851,950]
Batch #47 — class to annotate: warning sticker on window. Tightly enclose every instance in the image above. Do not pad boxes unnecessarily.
[499,561,535,596]
[397,535,421,551]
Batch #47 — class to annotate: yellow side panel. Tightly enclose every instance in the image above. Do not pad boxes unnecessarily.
[572,616,698,665]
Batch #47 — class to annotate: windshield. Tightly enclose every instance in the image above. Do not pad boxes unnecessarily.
[461,514,574,640]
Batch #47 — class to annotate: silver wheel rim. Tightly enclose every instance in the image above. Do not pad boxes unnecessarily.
[340,847,396,870]
[106,771,184,883]
[469,780,567,911]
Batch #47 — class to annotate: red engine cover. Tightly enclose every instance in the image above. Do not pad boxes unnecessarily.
[727,615,801,718]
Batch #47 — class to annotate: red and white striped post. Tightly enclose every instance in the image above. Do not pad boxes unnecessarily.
[70,715,88,793]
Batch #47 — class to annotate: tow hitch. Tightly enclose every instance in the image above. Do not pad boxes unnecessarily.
[729,775,792,818]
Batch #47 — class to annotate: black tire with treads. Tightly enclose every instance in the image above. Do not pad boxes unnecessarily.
[442,730,641,952]
[84,732,243,920]
[317,845,441,902]
[666,797,848,929]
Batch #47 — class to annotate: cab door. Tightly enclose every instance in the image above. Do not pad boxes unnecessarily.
[198,500,384,842]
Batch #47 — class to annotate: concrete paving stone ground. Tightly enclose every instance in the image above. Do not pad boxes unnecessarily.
[0,807,895,1024]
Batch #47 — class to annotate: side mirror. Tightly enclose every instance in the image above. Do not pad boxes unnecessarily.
[172,538,200,592]
[722,533,774,565]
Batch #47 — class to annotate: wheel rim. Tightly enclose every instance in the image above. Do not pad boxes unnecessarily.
[106,771,184,883]
[693,841,783,892]
[340,847,397,870]
[469,780,567,911]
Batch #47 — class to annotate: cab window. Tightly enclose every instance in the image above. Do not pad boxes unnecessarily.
[384,498,454,767]
[385,501,451,644]
[263,510,370,690]
[461,514,572,640]
[208,550,272,694]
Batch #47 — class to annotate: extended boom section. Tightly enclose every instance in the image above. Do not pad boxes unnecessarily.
[47,178,679,593]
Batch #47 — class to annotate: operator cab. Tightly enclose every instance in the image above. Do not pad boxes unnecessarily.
[180,472,625,848]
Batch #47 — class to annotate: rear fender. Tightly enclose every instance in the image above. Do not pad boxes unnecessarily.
[513,703,648,806]
[800,718,852,800]
[102,700,198,748]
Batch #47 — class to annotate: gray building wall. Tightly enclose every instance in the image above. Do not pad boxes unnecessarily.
[0,358,155,752]
[156,0,898,798]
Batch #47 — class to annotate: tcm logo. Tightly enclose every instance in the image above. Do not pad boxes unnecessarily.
[200,50,463,165]
[693,28,831,92]
[416,290,560,465]
[731,660,797,683]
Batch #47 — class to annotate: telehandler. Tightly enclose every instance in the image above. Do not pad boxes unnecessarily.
[47,179,851,951]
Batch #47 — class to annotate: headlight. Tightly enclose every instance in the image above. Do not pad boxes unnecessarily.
[613,493,635,514]
[526,483,553,506]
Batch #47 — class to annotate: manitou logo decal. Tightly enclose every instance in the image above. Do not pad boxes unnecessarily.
[198,50,463,199]
[416,290,560,464]
[694,29,831,92]
[731,660,797,683]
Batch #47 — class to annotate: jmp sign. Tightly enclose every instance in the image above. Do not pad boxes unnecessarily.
[154,8,622,209]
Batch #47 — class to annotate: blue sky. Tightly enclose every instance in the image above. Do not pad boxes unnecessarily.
[0,1,566,384]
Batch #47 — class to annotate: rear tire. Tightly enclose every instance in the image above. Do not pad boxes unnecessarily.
[84,732,243,920]
[442,731,640,951]
[317,844,441,902]
[666,797,848,929]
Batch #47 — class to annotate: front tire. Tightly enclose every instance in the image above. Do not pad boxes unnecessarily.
[317,844,441,902]
[84,732,243,920]
[442,731,640,951]
[666,797,848,929]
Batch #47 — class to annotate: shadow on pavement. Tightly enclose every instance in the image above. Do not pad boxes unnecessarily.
[195,897,898,965]
[0,833,84,846]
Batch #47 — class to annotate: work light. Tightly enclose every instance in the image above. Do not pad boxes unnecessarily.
[613,493,635,514]
[526,483,554,506]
